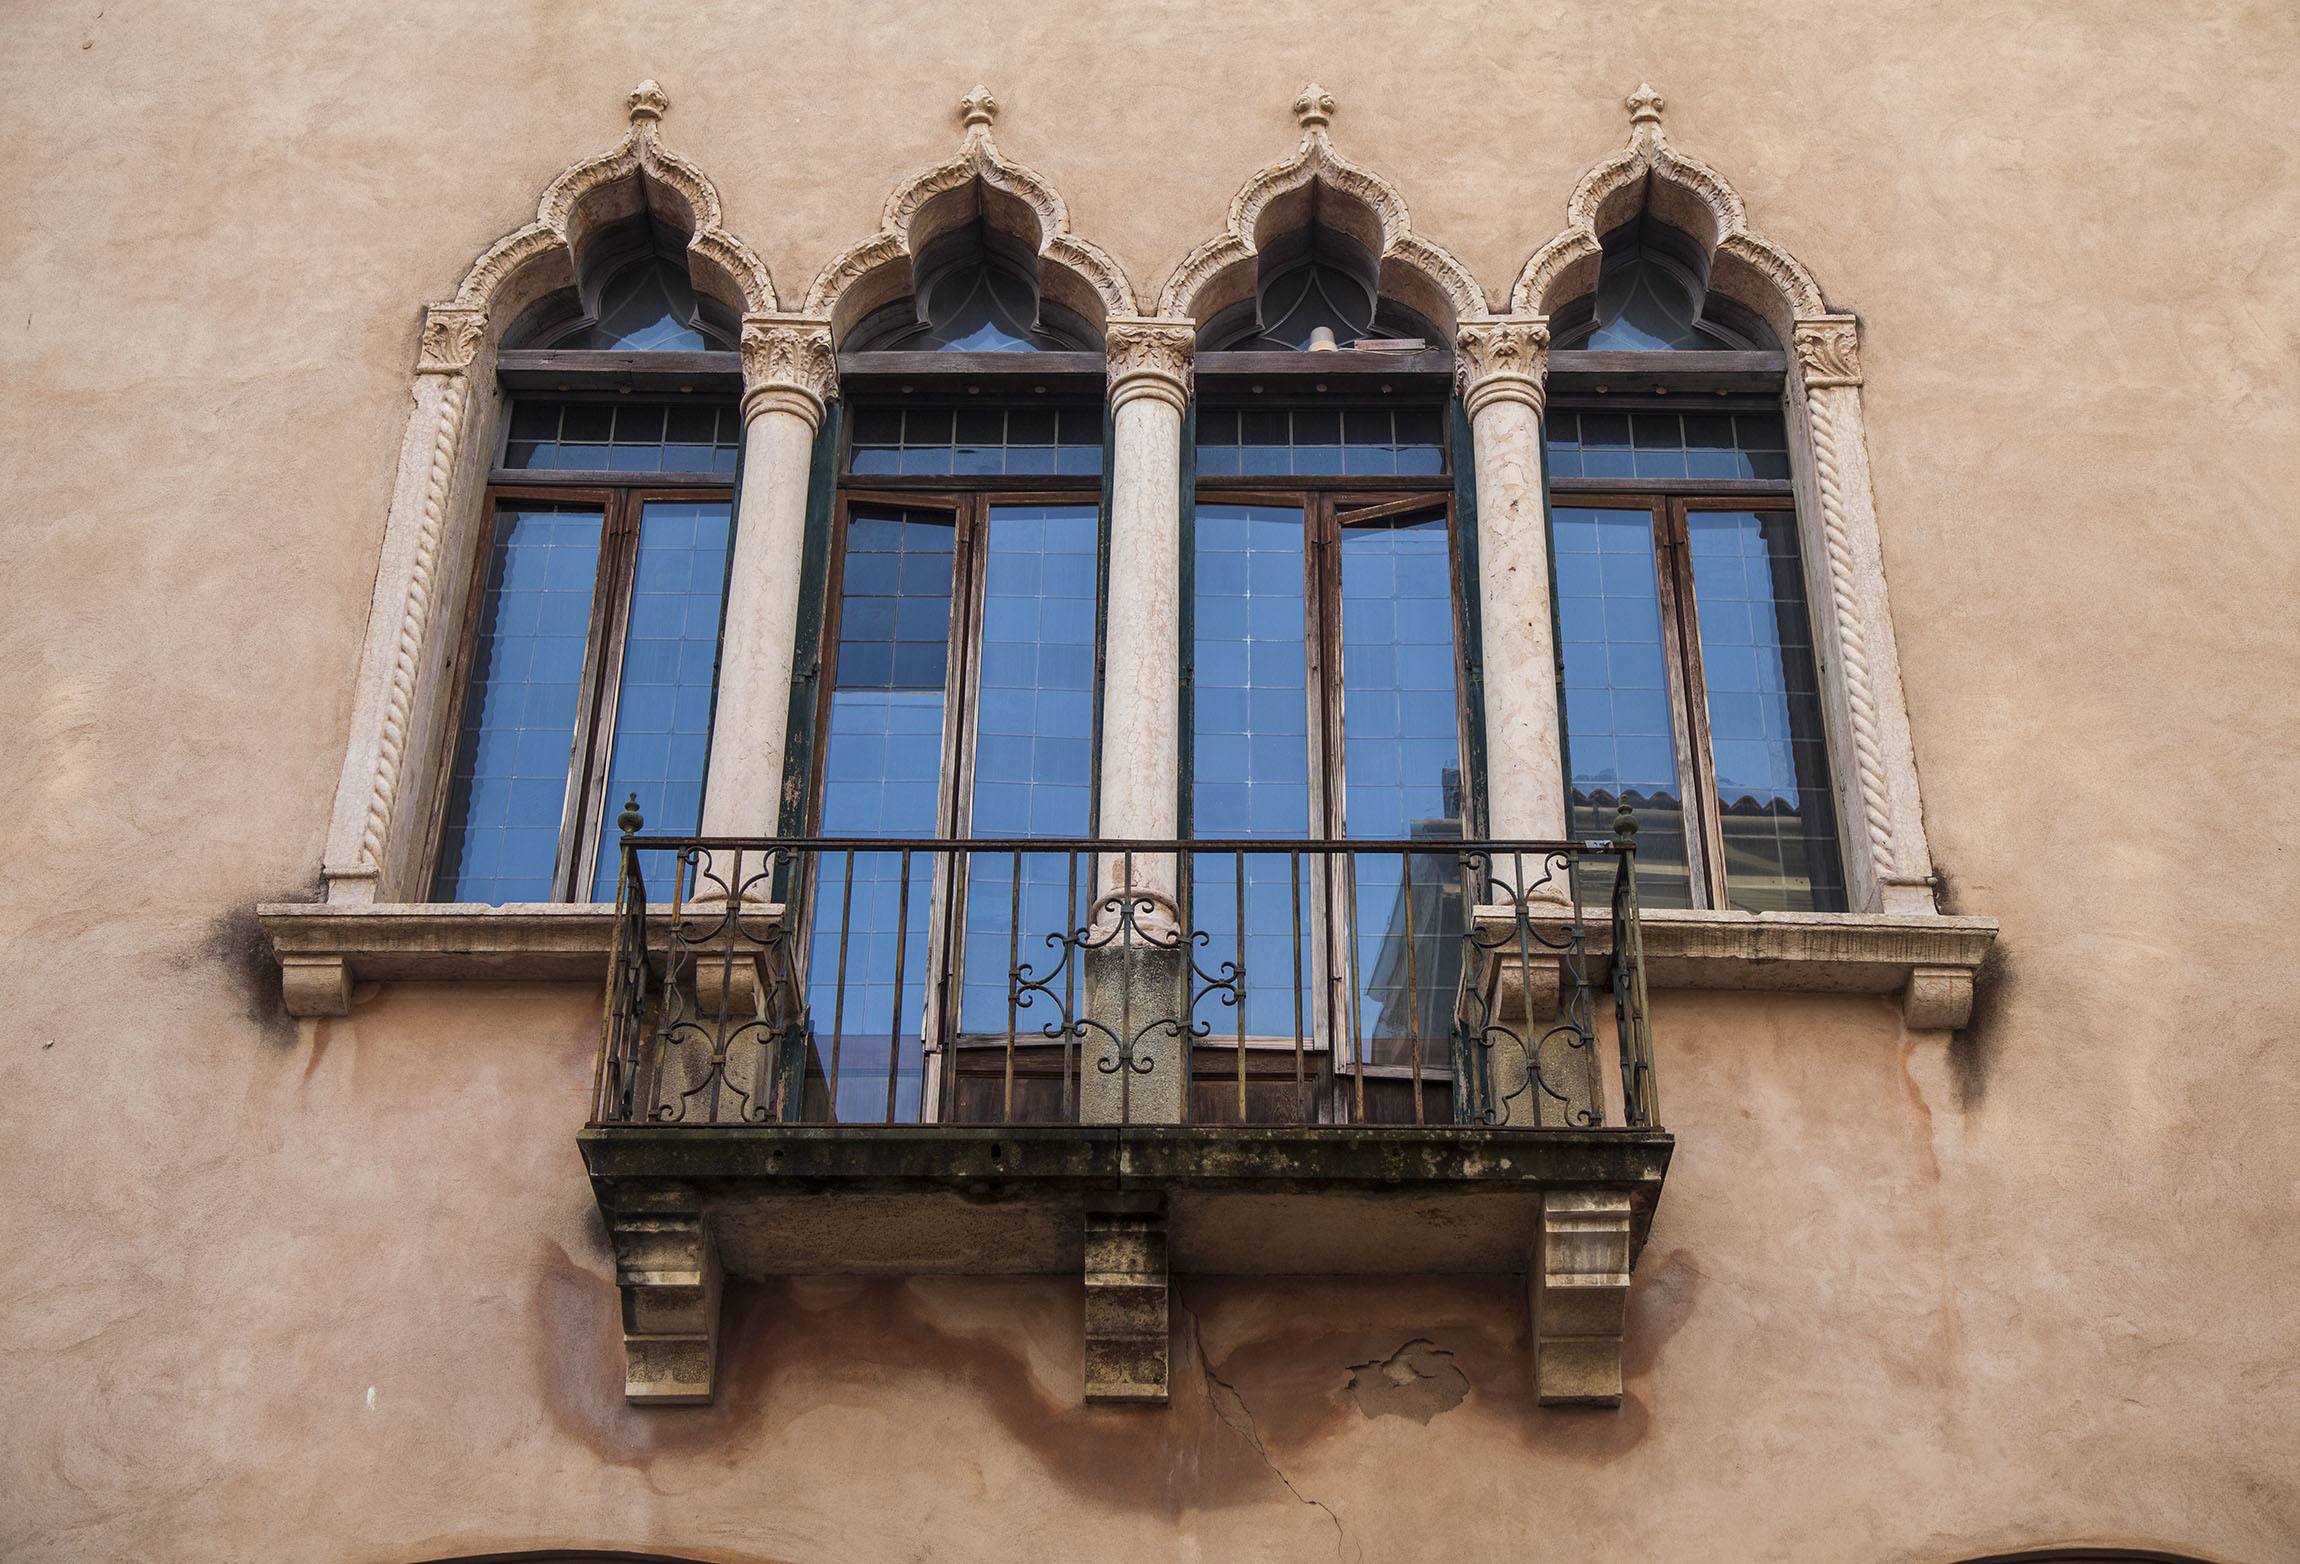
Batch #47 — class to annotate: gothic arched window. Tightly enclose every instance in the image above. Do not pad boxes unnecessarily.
[1546,217,1843,913]
[432,229,740,904]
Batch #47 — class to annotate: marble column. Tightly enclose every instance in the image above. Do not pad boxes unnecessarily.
[1456,316,1569,851]
[1456,316,1595,1125]
[1080,318,1195,1125]
[683,316,833,1026]
[697,314,836,857]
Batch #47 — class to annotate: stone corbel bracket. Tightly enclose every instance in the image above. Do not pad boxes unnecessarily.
[1156,83,1489,330]
[319,82,779,910]
[1532,1190,1635,1404]
[804,84,1137,342]
[606,1186,721,1404]
[1514,86,1943,919]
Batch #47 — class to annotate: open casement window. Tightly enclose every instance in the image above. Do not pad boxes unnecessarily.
[800,394,1109,1123]
[427,400,739,904]
[1546,397,1847,913]
[1187,397,1476,1125]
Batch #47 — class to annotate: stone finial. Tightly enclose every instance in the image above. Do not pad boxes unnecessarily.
[1625,82,1665,128]
[628,80,671,125]
[1294,82,1336,131]
[960,84,999,133]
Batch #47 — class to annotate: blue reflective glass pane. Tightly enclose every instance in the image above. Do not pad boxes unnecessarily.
[1686,510,1844,911]
[808,509,958,1120]
[1190,505,1314,1039]
[846,402,1100,475]
[502,398,738,474]
[433,503,604,903]
[589,501,734,898]
[1337,515,1465,1066]
[1550,506,1693,907]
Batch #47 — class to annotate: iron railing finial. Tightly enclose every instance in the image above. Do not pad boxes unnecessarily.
[1611,797,1638,847]
[617,793,645,836]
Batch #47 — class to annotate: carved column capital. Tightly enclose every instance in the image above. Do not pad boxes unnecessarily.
[1105,317,1195,413]
[1455,315,1551,419]
[739,314,837,427]
[1793,313,1863,388]
[415,304,486,375]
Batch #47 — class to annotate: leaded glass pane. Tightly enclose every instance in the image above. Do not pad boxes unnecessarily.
[588,500,734,899]
[1191,504,1314,1042]
[1196,404,1444,477]
[547,256,730,351]
[811,509,957,1121]
[959,504,1100,1036]
[433,502,604,903]
[1686,510,1846,912]
[1544,409,1789,482]
[847,404,1102,477]
[865,257,1095,352]
[502,399,740,476]
[1552,506,1694,907]
[1337,516,1464,1062]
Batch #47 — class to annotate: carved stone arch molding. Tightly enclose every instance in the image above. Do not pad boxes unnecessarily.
[803,85,1138,343]
[1516,85,1943,921]
[314,83,778,918]
[1155,83,1490,334]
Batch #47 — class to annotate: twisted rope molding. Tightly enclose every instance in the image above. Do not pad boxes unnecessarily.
[357,375,467,871]
[1801,376,1896,876]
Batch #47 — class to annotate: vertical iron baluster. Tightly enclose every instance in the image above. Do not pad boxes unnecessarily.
[1119,847,1135,1126]
[1005,845,1022,1124]
[1342,848,1366,1125]
[1062,847,1080,1123]
[936,846,962,1126]
[1290,849,1307,1125]
[1401,847,1423,1126]
[1234,847,1248,1124]
[886,849,913,1124]
[706,846,740,1125]
[1511,850,1538,1126]
[827,848,855,1123]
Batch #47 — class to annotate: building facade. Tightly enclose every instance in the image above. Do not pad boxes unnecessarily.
[3,3,2296,1560]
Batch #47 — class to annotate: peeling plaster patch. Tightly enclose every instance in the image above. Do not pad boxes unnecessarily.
[1344,1340,1469,1424]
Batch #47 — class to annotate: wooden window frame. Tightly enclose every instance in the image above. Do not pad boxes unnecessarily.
[1187,464,1471,1112]
[812,459,1111,1097]
[423,476,735,903]
[1547,414,1836,911]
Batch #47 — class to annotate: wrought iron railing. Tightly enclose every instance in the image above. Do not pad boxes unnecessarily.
[590,803,1658,1132]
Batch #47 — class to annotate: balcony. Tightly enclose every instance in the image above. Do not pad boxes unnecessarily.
[580,821,1674,1408]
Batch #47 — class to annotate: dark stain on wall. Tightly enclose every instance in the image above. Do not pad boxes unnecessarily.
[191,888,311,1044]
[1949,943,2011,1112]
[1622,1247,1699,1379]
[533,1258,1675,1513]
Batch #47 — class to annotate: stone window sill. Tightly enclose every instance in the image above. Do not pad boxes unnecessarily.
[258,900,1995,1028]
